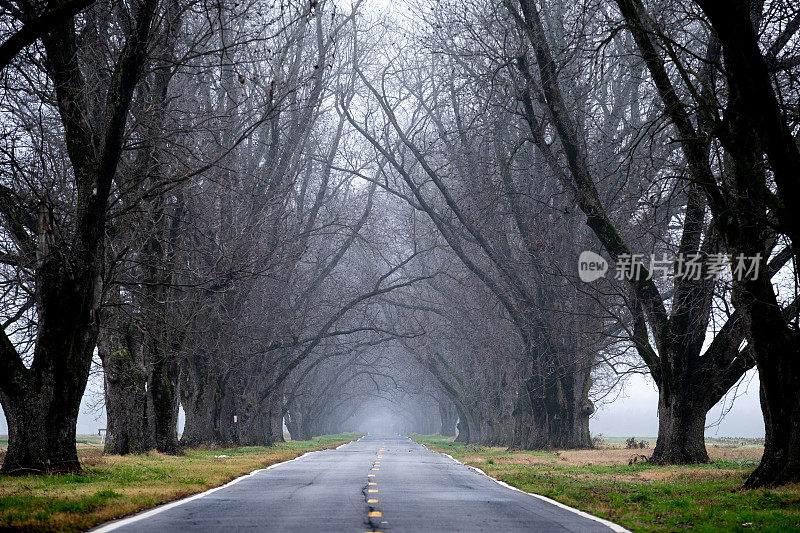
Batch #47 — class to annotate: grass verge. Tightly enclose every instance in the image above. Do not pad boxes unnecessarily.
[0,434,359,532]
[411,434,800,532]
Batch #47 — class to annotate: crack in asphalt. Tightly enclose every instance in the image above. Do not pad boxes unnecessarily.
[363,478,381,531]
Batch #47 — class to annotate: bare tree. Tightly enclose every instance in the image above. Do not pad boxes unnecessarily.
[609,0,800,486]
[0,0,158,473]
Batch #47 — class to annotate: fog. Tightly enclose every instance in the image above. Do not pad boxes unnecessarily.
[0,369,764,439]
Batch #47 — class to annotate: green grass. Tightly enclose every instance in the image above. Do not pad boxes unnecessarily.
[411,435,800,532]
[0,433,359,532]
[75,436,104,446]
[0,435,104,448]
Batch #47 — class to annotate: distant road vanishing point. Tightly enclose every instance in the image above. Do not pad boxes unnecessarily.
[92,434,627,533]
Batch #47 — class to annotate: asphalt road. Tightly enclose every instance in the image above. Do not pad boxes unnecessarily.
[94,434,625,533]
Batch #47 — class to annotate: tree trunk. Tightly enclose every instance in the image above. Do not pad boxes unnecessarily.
[101,348,148,455]
[148,351,182,454]
[267,385,285,443]
[99,321,148,455]
[286,404,312,441]
[746,359,800,486]
[512,358,593,450]
[244,385,285,445]
[180,384,221,447]
[295,418,313,441]
[298,418,313,441]
[685,1,800,486]
[737,278,800,487]
[0,0,157,475]
[0,286,95,474]
[650,387,709,464]
[239,409,265,446]
[0,381,82,474]
[180,363,232,447]
[438,399,457,436]
[454,403,472,443]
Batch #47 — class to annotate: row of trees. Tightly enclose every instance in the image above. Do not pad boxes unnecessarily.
[0,0,797,489]
[331,0,798,487]
[0,0,432,471]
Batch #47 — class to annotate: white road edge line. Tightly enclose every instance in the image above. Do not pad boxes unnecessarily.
[411,437,630,533]
[90,435,365,532]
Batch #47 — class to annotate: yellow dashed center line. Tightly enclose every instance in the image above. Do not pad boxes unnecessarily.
[367,444,388,527]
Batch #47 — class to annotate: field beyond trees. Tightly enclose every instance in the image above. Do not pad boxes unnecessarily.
[412,435,800,532]
[0,434,358,532]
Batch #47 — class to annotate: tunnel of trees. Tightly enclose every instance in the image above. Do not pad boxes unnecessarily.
[0,0,798,488]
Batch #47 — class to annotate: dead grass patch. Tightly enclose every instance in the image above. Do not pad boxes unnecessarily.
[707,445,763,462]
[563,468,746,483]
[499,445,763,467]
[443,441,763,467]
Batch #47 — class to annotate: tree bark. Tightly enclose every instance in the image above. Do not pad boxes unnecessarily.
[438,399,457,437]
[286,403,313,441]
[180,362,229,447]
[98,321,148,455]
[747,357,800,486]
[180,384,221,447]
[511,347,594,449]
[454,402,475,443]
[0,374,83,474]
[245,384,285,445]
[735,275,800,486]
[650,387,709,464]
[148,350,182,454]
[267,384,286,443]
[512,375,593,449]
